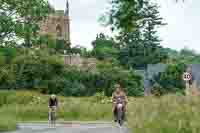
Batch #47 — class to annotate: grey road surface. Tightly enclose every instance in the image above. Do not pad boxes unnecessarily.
[5,123,130,133]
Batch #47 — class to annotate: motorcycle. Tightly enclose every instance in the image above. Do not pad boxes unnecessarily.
[115,97,125,126]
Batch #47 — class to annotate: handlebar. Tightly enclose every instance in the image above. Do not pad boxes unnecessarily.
[49,106,57,111]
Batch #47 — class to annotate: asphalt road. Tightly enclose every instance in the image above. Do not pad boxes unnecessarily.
[5,123,130,133]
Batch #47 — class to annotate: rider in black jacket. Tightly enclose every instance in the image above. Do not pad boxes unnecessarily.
[49,94,58,109]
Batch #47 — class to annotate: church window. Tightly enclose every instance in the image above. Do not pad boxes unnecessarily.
[56,25,62,37]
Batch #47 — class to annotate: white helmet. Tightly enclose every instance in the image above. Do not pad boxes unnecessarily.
[51,94,56,98]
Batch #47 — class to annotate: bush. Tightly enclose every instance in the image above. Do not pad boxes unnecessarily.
[0,47,17,63]
[0,48,143,96]
[0,53,6,66]
[60,81,86,96]
[152,63,186,95]
[0,66,15,89]
[91,34,119,60]
[11,54,65,90]
[97,61,143,96]
[92,92,112,104]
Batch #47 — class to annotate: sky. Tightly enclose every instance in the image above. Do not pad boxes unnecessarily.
[48,0,200,51]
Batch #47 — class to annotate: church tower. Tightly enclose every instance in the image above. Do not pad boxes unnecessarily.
[40,0,71,46]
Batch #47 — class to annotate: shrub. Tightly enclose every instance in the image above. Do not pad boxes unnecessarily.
[60,81,86,96]
[152,63,186,95]
[0,91,16,106]
[0,48,143,96]
[97,61,143,96]
[0,47,17,63]
[10,53,65,90]
[92,92,112,104]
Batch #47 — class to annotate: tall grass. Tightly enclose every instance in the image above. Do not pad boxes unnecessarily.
[0,105,16,132]
[127,95,200,133]
[0,91,17,132]
[0,90,16,106]
[1,91,200,132]
[16,91,112,122]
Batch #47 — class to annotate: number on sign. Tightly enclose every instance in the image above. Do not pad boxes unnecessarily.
[183,72,192,81]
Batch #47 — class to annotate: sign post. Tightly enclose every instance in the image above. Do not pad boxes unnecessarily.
[183,72,192,95]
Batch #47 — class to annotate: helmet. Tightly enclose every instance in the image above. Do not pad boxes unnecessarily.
[51,94,56,98]
[114,84,121,88]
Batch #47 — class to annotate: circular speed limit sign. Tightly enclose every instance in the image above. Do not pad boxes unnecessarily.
[183,72,192,81]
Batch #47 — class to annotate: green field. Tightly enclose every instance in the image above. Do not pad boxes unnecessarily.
[1,91,200,133]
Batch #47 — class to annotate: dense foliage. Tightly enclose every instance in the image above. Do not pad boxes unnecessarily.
[96,61,143,96]
[102,0,168,70]
[103,0,143,32]
[0,48,143,96]
[166,47,200,64]
[0,0,198,97]
[92,33,119,61]
[151,63,186,96]
[0,0,51,46]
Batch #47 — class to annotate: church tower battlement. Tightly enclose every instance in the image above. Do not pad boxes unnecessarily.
[40,0,70,45]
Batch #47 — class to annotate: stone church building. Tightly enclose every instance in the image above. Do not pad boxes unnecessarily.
[39,0,70,45]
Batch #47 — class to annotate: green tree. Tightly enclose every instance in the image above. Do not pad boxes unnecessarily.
[0,65,15,89]
[0,0,51,47]
[0,47,16,63]
[152,63,186,95]
[37,34,56,49]
[0,53,5,66]
[165,47,200,64]
[140,1,167,68]
[102,0,143,32]
[119,1,168,69]
[92,33,119,61]
[70,45,88,56]
[96,61,143,96]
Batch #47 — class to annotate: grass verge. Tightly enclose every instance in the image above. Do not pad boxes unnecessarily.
[1,91,200,133]
[0,105,17,132]
[127,95,200,133]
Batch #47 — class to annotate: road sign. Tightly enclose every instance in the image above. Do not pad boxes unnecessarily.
[183,72,192,81]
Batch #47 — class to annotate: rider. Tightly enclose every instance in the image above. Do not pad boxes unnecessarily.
[112,84,128,122]
[48,94,58,110]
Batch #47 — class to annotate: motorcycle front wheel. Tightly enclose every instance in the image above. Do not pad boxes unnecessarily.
[117,108,124,126]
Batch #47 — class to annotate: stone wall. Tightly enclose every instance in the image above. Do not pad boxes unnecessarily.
[62,54,97,71]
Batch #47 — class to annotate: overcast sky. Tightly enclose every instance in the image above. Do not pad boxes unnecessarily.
[49,0,200,51]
